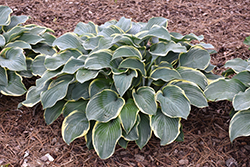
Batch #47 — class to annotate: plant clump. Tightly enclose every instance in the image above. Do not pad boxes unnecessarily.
[21,16,217,159]
[0,5,56,96]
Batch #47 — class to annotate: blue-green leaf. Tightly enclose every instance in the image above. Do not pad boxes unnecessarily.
[86,89,125,122]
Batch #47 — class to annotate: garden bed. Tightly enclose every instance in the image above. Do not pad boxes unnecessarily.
[0,0,250,166]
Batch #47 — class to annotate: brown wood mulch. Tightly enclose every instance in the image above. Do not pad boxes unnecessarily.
[0,0,250,166]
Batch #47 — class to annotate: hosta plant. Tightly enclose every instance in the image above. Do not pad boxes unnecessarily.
[0,5,56,96]
[204,57,250,142]
[22,17,216,159]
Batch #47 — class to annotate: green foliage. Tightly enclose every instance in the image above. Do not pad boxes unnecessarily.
[0,5,56,96]
[244,36,250,49]
[21,16,215,159]
[204,58,250,142]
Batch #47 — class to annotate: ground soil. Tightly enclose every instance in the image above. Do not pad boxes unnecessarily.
[0,0,250,166]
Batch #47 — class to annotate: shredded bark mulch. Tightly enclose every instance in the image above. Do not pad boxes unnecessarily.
[0,0,250,166]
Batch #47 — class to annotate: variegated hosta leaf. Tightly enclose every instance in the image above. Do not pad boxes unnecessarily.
[177,67,208,90]
[22,80,50,107]
[40,32,56,46]
[86,89,125,122]
[31,54,47,76]
[41,75,74,109]
[85,120,95,150]
[112,45,142,60]
[0,71,26,96]
[17,33,44,45]
[45,49,81,71]
[36,68,63,86]
[113,70,137,97]
[156,51,179,64]
[229,110,250,142]
[99,20,117,30]
[44,100,66,125]
[137,25,171,42]
[0,66,7,86]
[0,35,5,47]
[119,98,139,133]
[150,108,181,145]
[74,21,98,35]
[62,57,85,74]
[170,80,208,108]
[52,32,82,50]
[76,69,99,84]
[135,113,151,149]
[18,58,33,78]
[112,34,139,47]
[3,26,26,42]
[232,71,250,87]
[233,88,250,111]
[118,137,129,149]
[3,15,28,31]
[122,115,140,141]
[156,85,190,119]
[224,58,249,73]
[5,40,31,49]
[110,57,126,73]
[32,43,56,56]
[132,86,157,115]
[118,58,146,76]
[170,32,204,42]
[93,118,122,159]
[0,47,26,71]
[89,78,112,97]
[204,79,246,101]
[98,25,124,37]
[150,67,181,82]
[179,46,210,70]
[65,81,90,101]
[62,99,88,117]
[92,37,114,52]
[82,36,103,50]
[149,41,186,57]
[62,110,90,144]
[204,63,216,73]
[141,17,168,31]
[0,6,12,26]
[127,22,145,35]
[115,17,132,32]
[84,49,112,70]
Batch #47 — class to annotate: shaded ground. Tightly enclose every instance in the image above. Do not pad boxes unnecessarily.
[0,0,250,166]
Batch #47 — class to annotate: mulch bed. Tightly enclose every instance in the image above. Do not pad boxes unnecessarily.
[0,0,250,166]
